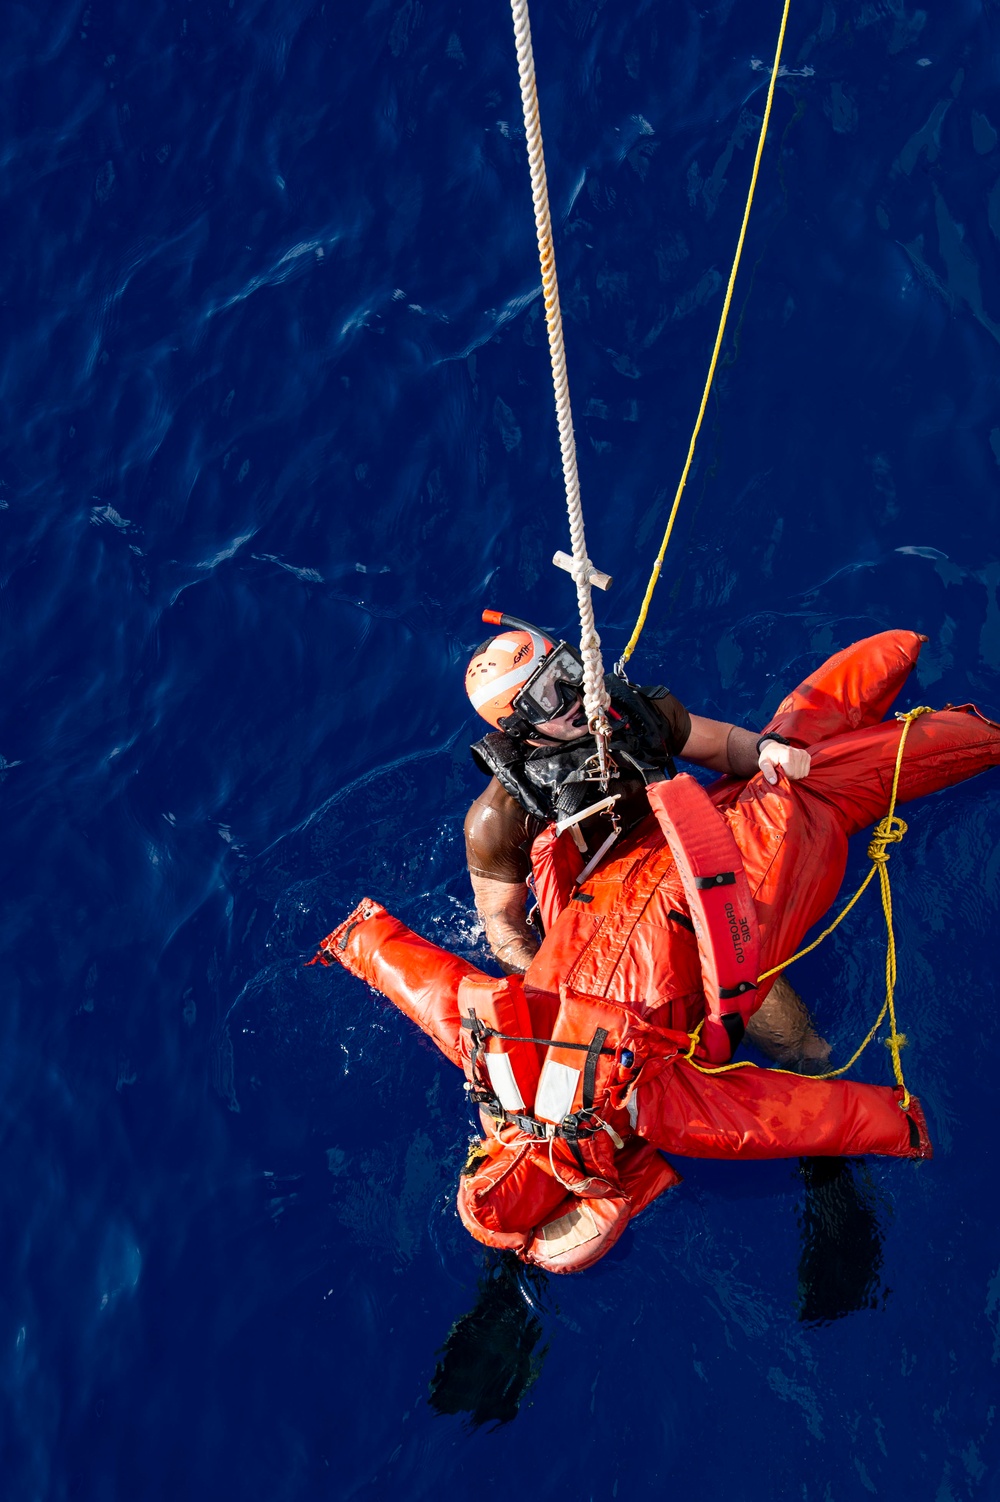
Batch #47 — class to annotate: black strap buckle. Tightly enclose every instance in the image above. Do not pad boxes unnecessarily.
[557,1112,599,1143]
[467,1088,503,1117]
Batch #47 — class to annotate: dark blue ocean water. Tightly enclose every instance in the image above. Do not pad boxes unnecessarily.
[4,0,1000,1495]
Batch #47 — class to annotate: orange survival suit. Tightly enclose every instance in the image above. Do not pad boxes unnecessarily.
[315,631,1000,1273]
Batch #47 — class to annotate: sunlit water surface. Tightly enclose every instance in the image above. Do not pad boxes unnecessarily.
[3,1,1000,1497]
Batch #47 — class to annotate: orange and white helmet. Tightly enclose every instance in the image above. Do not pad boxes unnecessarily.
[465,611,554,729]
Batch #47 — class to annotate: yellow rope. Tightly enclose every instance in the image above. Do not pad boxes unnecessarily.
[619,0,792,668]
[684,707,935,1108]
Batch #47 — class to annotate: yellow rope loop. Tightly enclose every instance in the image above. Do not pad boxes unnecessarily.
[620,0,792,668]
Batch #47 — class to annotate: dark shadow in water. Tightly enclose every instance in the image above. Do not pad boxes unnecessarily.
[428,1253,548,1427]
[797,1157,887,1325]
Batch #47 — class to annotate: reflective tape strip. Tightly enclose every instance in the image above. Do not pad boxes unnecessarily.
[468,661,536,711]
[489,636,522,653]
[534,1060,580,1123]
[484,1052,525,1113]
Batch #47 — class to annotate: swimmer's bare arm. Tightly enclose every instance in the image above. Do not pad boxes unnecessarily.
[469,872,538,975]
[681,715,812,782]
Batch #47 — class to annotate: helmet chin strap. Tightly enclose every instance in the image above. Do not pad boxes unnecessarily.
[498,700,589,744]
[498,716,576,746]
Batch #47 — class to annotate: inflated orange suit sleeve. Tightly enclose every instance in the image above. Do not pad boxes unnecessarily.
[313,899,480,1069]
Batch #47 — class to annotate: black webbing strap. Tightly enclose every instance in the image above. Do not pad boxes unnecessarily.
[459,1018,615,1055]
[463,1008,485,1061]
[582,1027,609,1112]
[694,871,736,890]
[568,1138,589,1174]
[719,980,756,1000]
[463,1009,493,1105]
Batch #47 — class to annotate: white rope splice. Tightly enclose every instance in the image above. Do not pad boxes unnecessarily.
[509,0,611,756]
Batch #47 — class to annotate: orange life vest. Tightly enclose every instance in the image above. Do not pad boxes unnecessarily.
[526,774,758,1058]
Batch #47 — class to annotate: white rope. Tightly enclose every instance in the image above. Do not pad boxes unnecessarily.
[509,0,611,750]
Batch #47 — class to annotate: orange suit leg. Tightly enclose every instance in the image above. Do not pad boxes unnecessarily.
[634,1056,930,1161]
[799,705,1000,837]
[762,629,925,747]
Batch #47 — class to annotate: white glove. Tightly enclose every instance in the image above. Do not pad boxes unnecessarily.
[758,739,812,785]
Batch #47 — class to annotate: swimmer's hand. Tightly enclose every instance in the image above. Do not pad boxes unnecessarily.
[759,740,812,784]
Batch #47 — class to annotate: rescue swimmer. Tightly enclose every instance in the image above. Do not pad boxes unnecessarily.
[462,609,827,1068]
[314,627,1000,1274]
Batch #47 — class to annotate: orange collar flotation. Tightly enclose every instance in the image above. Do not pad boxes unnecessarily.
[646,775,759,1062]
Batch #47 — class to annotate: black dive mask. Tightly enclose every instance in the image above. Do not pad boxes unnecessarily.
[496,641,585,737]
[514,641,585,722]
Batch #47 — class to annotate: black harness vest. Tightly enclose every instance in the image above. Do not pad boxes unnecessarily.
[470,675,677,824]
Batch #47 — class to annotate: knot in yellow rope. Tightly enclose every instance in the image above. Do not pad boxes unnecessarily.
[867,813,908,865]
[684,1019,704,1061]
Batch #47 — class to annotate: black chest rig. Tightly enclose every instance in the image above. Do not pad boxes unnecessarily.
[471,675,677,824]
